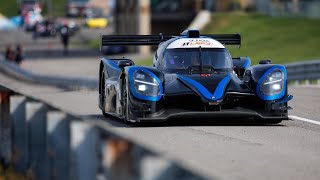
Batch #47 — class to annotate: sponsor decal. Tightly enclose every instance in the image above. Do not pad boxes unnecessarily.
[182,39,213,47]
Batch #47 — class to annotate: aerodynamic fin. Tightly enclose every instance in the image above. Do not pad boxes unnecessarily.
[100,30,241,50]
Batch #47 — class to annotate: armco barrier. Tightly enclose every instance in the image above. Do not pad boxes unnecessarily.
[0,84,205,180]
[285,60,320,85]
[0,58,98,90]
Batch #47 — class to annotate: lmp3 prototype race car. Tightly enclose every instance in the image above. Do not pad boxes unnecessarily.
[98,30,292,124]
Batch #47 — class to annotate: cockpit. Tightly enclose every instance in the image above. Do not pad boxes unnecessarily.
[162,48,233,72]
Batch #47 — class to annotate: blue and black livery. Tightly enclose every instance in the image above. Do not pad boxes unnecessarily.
[98,30,292,124]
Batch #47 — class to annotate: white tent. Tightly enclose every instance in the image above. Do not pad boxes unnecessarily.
[0,13,17,30]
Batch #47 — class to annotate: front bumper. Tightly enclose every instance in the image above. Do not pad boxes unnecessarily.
[136,108,289,122]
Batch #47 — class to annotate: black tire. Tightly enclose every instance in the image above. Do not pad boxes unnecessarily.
[122,78,135,125]
[100,71,109,118]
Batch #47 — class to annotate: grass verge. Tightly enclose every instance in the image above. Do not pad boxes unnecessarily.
[203,12,320,65]
[0,0,67,17]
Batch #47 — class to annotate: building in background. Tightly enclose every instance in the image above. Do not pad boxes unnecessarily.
[66,0,90,17]
[89,0,115,15]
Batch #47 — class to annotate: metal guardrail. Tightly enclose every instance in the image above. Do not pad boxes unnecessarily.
[0,85,205,180]
[285,60,320,84]
[0,59,98,90]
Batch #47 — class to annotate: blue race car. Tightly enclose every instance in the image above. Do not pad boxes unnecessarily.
[98,30,292,124]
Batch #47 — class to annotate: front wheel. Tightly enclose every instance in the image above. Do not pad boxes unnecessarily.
[100,71,109,118]
[122,78,136,125]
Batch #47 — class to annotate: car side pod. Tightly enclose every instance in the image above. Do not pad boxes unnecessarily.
[271,95,293,111]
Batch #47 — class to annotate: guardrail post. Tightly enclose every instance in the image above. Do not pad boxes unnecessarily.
[318,79,320,85]
[305,79,310,86]
[102,138,138,180]
[140,156,171,180]
[26,102,49,180]
[294,80,300,85]
[140,155,200,180]
[47,111,71,180]
[10,95,28,172]
[0,88,11,165]
[70,121,98,180]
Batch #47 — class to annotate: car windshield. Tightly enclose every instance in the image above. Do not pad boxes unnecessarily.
[162,48,232,72]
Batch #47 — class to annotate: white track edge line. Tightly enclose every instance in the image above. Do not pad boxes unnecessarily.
[289,115,320,125]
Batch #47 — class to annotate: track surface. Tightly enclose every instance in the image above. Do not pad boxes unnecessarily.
[1,71,319,180]
[1,31,319,179]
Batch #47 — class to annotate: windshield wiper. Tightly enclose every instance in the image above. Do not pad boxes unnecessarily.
[188,65,212,74]
[188,66,229,73]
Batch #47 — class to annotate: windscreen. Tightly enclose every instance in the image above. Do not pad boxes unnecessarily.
[162,48,232,71]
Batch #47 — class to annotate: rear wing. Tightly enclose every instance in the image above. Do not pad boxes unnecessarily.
[202,34,241,46]
[100,31,241,50]
[100,34,173,47]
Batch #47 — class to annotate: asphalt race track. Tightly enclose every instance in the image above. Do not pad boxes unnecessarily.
[1,17,319,180]
[1,71,319,180]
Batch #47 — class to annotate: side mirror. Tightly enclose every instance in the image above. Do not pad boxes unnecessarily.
[117,60,134,68]
[232,57,251,78]
[259,60,272,64]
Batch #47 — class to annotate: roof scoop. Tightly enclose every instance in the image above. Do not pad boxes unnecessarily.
[181,30,200,38]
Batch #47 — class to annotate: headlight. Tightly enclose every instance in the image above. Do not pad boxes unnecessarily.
[130,69,163,100]
[257,66,287,100]
[260,70,284,95]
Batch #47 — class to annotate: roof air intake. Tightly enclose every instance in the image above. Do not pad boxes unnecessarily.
[181,30,200,38]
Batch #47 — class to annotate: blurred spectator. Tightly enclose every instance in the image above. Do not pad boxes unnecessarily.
[60,23,70,55]
[5,45,15,62]
[44,18,49,32]
[15,45,24,65]
[32,21,39,40]
[17,9,25,29]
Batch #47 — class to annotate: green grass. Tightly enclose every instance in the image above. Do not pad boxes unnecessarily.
[88,39,100,49]
[0,1,19,17]
[0,0,67,17]
[89,12,320,66]
[203,12,320,65]
[51,0,67,17]
[136,57,153,66]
